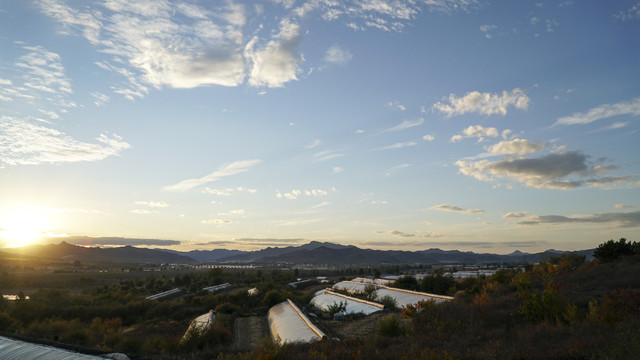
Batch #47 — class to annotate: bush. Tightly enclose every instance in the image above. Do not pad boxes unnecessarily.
[377,315,406,337]
[379,295,397,310]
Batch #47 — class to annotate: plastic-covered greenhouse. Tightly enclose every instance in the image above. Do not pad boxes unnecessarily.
[182,310,215,341]
[268,299,325,344]
[332,280,453,308]
[311,289,383,315]
[0,335,129,360]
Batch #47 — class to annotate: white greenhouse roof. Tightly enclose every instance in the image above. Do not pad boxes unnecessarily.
[182,310,215,341]
[145,288,181,300]
[311,289,383,315]
[332,280,453,308]
[0,336,129,360]
[202,283,231,293]
[268,299,325,344]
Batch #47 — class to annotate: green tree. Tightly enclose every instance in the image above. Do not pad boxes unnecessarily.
[594,238,636,262]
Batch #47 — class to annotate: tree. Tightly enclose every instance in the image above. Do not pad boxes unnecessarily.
[326,301,347,317]
[593,238,637,263]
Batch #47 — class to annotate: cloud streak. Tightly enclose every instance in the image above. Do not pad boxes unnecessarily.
[554,97,640,126]
[430,204,485,214]
[164,159,261,192]
[517,210,640,228]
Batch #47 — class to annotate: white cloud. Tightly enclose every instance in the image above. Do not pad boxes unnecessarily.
[277,188,329,199]
[164,159,262,192]
[450,125,499,143]
[386,101,407,111]
[487,138,547,155]
[480,24,497,38]
[40,0,247,92]
[433,88,530,116]
[324,44,353,64]
[245,18,302,88]
[423,134,435,141]
[555,97,640,126]
[333,166,344,173]
[91,92,110,107]
[430,204,484,214]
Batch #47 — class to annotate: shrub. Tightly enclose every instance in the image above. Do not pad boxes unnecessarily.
[379,295,397,310]
[377,315,406,337]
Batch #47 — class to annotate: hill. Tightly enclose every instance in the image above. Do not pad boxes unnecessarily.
[4,242,194,264]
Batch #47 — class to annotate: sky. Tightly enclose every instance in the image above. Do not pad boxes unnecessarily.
[0,0,639,253]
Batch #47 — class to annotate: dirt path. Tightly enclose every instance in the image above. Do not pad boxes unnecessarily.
[233,316,268,352]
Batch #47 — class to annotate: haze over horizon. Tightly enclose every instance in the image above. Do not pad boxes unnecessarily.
[1,0,639,253]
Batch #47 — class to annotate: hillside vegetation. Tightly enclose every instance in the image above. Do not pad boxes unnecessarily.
[0,238,637,359]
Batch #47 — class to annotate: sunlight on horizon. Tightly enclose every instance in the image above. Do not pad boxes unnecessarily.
[0,208,51,248]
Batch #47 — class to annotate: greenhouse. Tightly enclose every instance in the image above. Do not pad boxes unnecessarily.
[268,299,325,344]
[182,310,215,341]
[145,288,181,300]
[332,280,453,308]
[0,335,129,360]
[311,289,383,315]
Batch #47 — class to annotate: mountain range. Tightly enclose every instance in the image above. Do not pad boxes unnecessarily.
[3,240,594,265]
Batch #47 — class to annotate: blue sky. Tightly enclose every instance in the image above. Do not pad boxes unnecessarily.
[0,0,639,253]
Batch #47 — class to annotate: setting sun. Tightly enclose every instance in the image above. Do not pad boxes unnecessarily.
[1,208,50,247]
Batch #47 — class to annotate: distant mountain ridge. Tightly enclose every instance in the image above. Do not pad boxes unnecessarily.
[4,241,193,264]
[3,240,594,265]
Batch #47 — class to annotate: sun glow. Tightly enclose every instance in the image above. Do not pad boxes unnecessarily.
[1,208,51,247]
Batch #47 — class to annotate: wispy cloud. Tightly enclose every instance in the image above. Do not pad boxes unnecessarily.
[433,88,530,116]
[380,230,442,238]
[0,117,130,167]
[135,201,170,208]
[430,204,485,214]
[376,141,417,150]
[480,24,497,38]
[554,97,640,126]
[612,3,640,21]
[164,159,262,192]
[324,44,353,65]
[383,118,423,132]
